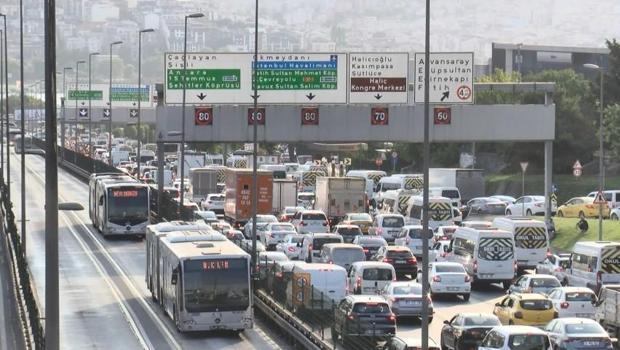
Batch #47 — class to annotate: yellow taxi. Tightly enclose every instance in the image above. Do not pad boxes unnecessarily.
[556,196,610,218]
[493,293,557,327]
[341,212,373,234]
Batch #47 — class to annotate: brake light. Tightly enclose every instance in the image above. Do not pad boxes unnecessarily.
[407,258,417,265]
[546,248,552,257]
[560,302,569,309]
[386,314,396,323]
[328,260,333,264]
[473,260,478,273]
[514,311,523,319]
[383,258,394,263]
[356,277,362,288]
[287,246,295,252]
[432,275,441,282]
[275,271,283,278]
[300,221,307,226]
[347,313,355,320]
[464,275,471,283]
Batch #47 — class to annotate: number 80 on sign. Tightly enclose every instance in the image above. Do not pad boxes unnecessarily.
[194,107,213,125]
[301,107,319,125]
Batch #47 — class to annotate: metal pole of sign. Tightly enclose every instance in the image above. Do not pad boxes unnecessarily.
[88,52,99,172]
[19,0,27,255]
[75,60,85,161]
[108,41,122,166]
[1,14,8,200]
[598,69,604,240]
[251,0,259,278]
[62,67,72,161]
[137,28,155,180]
[421,0,431,348]
[0,29,3,178]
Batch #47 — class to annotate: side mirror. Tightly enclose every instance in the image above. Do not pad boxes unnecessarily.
[297,242,302,248]
[171,272,178,285]
[494,302,501,307]
[443,320,450,325]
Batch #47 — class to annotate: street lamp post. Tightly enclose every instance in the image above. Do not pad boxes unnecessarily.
[19,0,27,255]
[137,28,154,179]
[0,28,4,179]
[179,13,204,218]
[108,40,122,166]
[421,0,431,348]
[251,0,259,277]
[584,63,605,240]
[74,60,85,160]
[61,67,72,160]
[88,52,99,172]
[0,14,8,200]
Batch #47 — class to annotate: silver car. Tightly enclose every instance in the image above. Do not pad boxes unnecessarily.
[380,281,434,322]
[259,222,296,250]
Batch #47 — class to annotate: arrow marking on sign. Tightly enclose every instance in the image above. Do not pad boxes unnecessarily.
[251,94,260,101]
[306,93,316,101]
[441,91,450,102]
[197,92,206,101]
[374,94,382,100]
[103,109,111,117]
[79,109,88,116]
[130,110,138,117]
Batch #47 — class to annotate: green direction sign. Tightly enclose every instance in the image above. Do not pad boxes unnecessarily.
[110,88,150,102]
[68,90,103,100]
[254,68,338,90]
[167,69,241,90]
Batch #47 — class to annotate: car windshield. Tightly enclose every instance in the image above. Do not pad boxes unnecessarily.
[288,236,304,244]
[565,323,605,334]
[463,315,501,326]
[442,190,460,199]
[313,238,341,250]
[298,194,314,201]
[303,213,326,220]
[387,250,413,259]
[520,299,553,310]
[332,248,365,264]
[508,334,548,350]
[392,284,422,295]
[199,212,217,219]
[209,195,224,201]
[565,292,596,302]
[270,224,295,231]
[349,214,371,221]
[358,237,386,246]
[383,217,404,227]
[559,259,571,269]
[436,265,465,273]
[352,303,390,313]
[362,268,393,281]
[408,228,432,239]
[337,227,361,236]
[530,278,560,288]
[257,216,277,223]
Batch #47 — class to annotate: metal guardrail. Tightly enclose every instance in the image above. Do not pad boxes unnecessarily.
[0,178,44,349]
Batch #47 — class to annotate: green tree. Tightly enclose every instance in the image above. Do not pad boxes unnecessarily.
[603,104,620,157]
[602,39,620,106]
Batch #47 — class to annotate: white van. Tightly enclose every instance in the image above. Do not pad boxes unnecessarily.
[346,170,387,204]
[429,187,461,208]
[287,263,348,310]
[406,195,455,230]
[446,227,516,290]
[493,217,550,272]
[347,261,396,295]
[587,190,620,209]
[380,189,419,216]
[375,175,424,204]
[565,241,620,291]
[299,233,343,263]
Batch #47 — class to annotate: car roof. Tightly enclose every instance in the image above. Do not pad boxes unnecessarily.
[334,224,360,228]
[301,210,325,215]
[393,337,438,347]
[551,286,594,293]
[352,261,394,268]
[346,295,388,303]
[323,243,362,250]
[386,246,411,252]
[528,274,560,279]
[552,317,599,325]
[491,325,548,335]
[432,261,464,267]
[513,293,550,300]
[309,233,339,238]
[403,224,423,229]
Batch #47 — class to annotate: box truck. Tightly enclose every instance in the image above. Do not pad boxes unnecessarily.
[272,179,298,214]
[189,167,219,202]
[314,177,366,222]
[428,168,484,203]
[224,169,273,226]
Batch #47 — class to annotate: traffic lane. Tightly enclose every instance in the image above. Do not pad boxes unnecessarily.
[11,154,144,349]
[24,155,289,350]
[395,283,506,343]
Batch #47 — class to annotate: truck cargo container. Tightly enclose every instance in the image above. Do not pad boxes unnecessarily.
[314,177,366,222]
[224,169,273,226]
[272,179,298,214]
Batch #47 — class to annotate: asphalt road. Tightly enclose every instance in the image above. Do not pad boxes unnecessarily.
[10,153,289,350]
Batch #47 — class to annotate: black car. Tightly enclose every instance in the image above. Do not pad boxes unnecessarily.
[370,246,417,278]
[440,313,501,350]
[332,295,396,349]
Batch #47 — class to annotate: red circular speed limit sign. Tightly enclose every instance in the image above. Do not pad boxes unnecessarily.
[248,108,266,125]
[371,107,389,125]
[456,85,472,100]
[194,107,213,125]
[434,107,451,125]
[301,107,319,125]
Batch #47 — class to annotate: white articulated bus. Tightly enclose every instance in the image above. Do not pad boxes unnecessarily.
[159,233,253,332]
[88,173,151,236]
[145,221,212,301]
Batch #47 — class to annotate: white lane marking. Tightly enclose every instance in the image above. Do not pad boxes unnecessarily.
[21,155,182,350]
[60,214,151,350]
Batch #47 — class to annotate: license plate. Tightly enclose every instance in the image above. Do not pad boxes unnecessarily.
[365,329,383,335]
[396,260,406,264]
[447,287,459,291]
[363,287,374,292]
[577,313,592,317]
[583,341,600,346]
[389,231,398,236]
[406,300,421,306]
[480,273,493,278]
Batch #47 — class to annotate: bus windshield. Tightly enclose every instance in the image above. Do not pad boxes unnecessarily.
[183,258,250,312]
[107,187,149,225]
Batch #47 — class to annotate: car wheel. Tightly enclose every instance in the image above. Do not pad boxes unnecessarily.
[502,281,511,291]
[526,209,533,216]
[506,209,512,216]
[428,316,433,323]
[440,337,449,350]
[557,210,564,217]
[462,293,470,302]
[612,213,619,221]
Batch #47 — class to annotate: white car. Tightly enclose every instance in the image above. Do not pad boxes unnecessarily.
[259,222,297,250]
[418,262,471,301]
[544,318,613,350]
[546,287,597,318]
[201,193,225,216]
[505,195,554,216]
[434,225,459,241]
[393,225,433,259]
[291,210,329,234]
[479,325,552,350]
[430,240,451,262]
[611,207,620,220]
[508,274,561,294]
[275,234,305,260]
[243,214,278,238]
[535,253,571,282]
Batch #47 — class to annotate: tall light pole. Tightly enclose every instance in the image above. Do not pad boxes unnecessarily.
[0,14,8,200]
[88,52,99,171]
[108,40,122,166]
[179,13,204,218]
[74,60,85,157]
[137,28,154,179]
[421,0,431,348]
[19,0,27,255]
[0,28,4,179]
[61,67,72,160]
[584,63,605,240]
[251,0,260,277]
